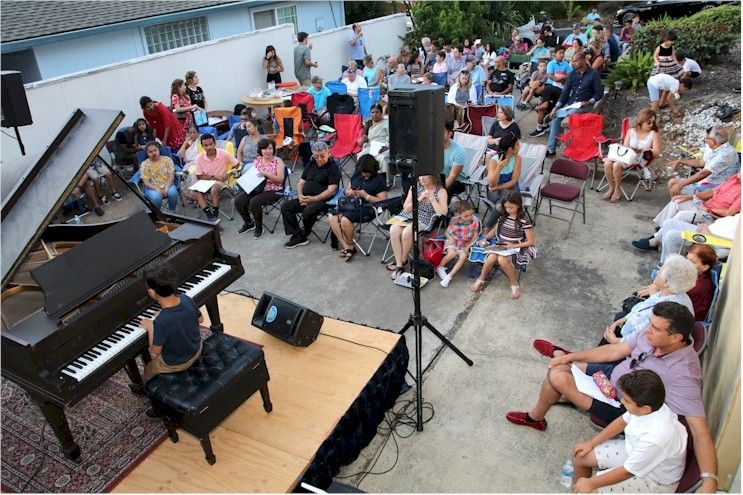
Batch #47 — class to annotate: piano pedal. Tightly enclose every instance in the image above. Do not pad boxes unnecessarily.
[128,382,146,396]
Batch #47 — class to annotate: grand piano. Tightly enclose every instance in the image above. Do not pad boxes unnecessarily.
[1,108,244,460]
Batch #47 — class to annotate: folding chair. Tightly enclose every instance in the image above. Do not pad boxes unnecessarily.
[128,163,186,211]
[483,95,514,111]
[326,94,355,127]
[263,163,295,234]
[596,117,656,200]
[467,235,525,281]
[555,112,606,189]
[432,72,447,86]
[460,103,497,135]
[357,86,382,120]
[675,418,701,493]
[453,131,489,207]
[380,213,448,264]
[330,114,363,180]
[351,186,400,256]
[534,158,589,238]
[291,92,319,141]
[308,175,344,244]
[273,106,304,169]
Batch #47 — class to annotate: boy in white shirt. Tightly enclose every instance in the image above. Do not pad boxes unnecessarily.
[571,369,688,493]
[647,73,693,117]
[676,52,702,79]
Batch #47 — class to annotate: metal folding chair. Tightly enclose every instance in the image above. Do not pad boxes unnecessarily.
[534,158,590,238]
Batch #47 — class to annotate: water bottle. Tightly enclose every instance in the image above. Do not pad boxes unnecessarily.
[560,459,574,489]
[73,214,81,225]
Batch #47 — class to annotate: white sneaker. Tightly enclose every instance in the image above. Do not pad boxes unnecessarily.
[436,267,448,280]
[440,275,452,288]
[282,136,293,146]
[642,168,652,180]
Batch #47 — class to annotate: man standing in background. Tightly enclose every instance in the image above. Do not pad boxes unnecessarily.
[348,24,367,69]
[294,32,317,86]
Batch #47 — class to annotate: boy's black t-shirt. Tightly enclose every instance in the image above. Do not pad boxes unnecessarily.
[153,294,202,365]
[301,158,341,196]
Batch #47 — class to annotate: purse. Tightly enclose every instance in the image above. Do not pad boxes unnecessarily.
[607,143,639,165]
[337,195,363,213]
[421,238,445,267]
[621,292,648,313]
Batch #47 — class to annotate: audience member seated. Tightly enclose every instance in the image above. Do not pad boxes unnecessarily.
[446,70,477,124]
[546,47,572,90]
[194,133,239,223]
[234,138,285,239]
[619,19,635,52]
[677,53,702,79]
[341,68,368,98]
[420,72,437,85]
[545,52,603,156]
[528,81,562,138]
[571,370,688,494]
[134,117,157,152]
[527,37,551,75]
[470,192,536,299]
[342,60,364,80]
[281,141,341,248]
[487,106,521,149]
[509,36,528,55]
[486,57,514,96]
[307,76,332,122]
[178,126,202,205]
[432,51,449,76]
[601,254,696,345]
[539,25,559,51]
[328,155,388,261]
[114,123,138,168]
[606,25,621,64]
[651,30,683,77]
[516,61,548,110]
[86,157,123,206]
[363,54,385,87]
[484,134,521,227]
[647,73,692,118]
[653,172,740,227]
[357,104,390,178]
[563,24,588,49]
[236,118,266,166]
[564,38,583,62]
[436,200,480,288]
[441,120,467,200]
[386,175,448,280]
[71,174,105,217]
[225,108,257,149]
[602,109,661,203]
[447,46,467,85]
[387,62,412,90]
[140,141,179,212]
[140,96,186,151]
[465,56,487,90]
[407,52,424,79]
[666,127,739,196]
[462,38,475,57]
[506,301,718,493]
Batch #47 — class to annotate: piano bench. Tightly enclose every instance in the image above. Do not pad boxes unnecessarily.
[145,332,272,465]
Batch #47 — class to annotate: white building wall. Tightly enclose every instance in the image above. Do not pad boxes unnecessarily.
[1,14,407,163]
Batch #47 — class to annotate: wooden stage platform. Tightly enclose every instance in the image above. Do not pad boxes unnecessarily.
[113,292,404,493]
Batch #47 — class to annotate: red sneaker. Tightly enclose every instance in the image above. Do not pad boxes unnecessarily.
[533,339,572,359]
[506,411,547,431]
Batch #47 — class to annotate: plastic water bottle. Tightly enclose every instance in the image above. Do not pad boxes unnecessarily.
[560,459,574,488]
[73,214,81,225]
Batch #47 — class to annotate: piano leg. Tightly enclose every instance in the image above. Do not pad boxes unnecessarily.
[205,295,224,333]
[37,401,81,461]
[125,358,146,396]
[260,384,273,413]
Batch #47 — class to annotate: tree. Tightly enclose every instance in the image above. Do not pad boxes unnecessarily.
[344,1,399,24]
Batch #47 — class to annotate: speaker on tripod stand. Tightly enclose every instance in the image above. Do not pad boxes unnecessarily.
[387,86,473,432]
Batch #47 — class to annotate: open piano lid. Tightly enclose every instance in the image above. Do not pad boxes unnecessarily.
[1,108,125,291]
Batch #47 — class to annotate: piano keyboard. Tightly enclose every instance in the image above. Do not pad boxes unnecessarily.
[60,262,231,382]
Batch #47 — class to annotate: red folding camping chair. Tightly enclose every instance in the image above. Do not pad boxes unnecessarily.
[291,92,320,141]
[596,117,657,200]
[330,113,363,180]
[460,103,498,135]
[556,112,606,188]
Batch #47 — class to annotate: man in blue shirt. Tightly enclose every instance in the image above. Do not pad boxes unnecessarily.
[545,52,604,156]
[563,24,588,49]
[348,24,367,69]
[441,120,467,201]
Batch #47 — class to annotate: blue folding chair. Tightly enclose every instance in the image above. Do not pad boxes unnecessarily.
[136,146,180,167]
[128,162,185,211]
[199,126,218,138]
[483,95,514,110]
[432,72,447,86]
[467,235,525,281]
[217,115,241,140]
[358,86,382,120]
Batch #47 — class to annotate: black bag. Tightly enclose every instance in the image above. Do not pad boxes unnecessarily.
[337,195,363,213]
[414,259,436,280]
[621,292,648,314]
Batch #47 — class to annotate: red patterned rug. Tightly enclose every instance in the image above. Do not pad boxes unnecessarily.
[1,369,166,493]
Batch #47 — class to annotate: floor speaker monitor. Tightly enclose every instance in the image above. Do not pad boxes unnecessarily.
[252,292,324,347]
[388,85,445,177]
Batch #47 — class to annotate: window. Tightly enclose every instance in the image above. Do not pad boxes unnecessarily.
[253,4,298,34]
[144,17,210,54]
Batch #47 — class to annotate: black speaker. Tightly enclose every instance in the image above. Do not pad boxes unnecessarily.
[388,86,445,176]
[1,71,32,128]
[252,292,324,347]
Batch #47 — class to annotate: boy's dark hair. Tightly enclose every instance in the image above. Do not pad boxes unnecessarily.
[139,96,153,109]
[652,301,694,344]
[298,32,309,43]
[617,369,665,412]
[444,119,455,133]
[200,133,216,144]
[679,77,693,90]
[145,264,178,297]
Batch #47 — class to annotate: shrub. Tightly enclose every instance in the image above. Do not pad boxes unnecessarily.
[631,6,740,64]
[607,51,654,94]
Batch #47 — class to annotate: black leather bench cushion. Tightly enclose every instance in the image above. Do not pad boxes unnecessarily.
[145,332,264,415]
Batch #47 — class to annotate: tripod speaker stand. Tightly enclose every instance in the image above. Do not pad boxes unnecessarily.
[389,86,473,431]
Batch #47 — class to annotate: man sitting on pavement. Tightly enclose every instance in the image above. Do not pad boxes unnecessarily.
[666,127,739,197]
[545,52,603,157]
[194,133,238,223]
[281,141,340,248]
[506,301,719,493]
[86,157,124,207]
[652,172,740,227]
[486,56,514,97]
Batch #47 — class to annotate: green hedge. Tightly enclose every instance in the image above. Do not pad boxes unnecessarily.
[631,5,740,64]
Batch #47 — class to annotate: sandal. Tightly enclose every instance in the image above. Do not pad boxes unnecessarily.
[391,267,404,280]
[470,279,486,292]
[338,249,350,258]
[511,285,521,299]
[342,250,355,262]
[386,262,398,271]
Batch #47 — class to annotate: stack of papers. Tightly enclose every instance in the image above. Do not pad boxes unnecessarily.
[189,180,217,193]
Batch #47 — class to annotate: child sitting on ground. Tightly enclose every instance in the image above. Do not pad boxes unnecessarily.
[572,369,688,493]
[470,192,536,299]
[436,200,480,288]
[140,264,204,404]
[517,61,548,110]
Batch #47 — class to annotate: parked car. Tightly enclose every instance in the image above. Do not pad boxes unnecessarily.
[614,0,741,25]
[515,12,549,49]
